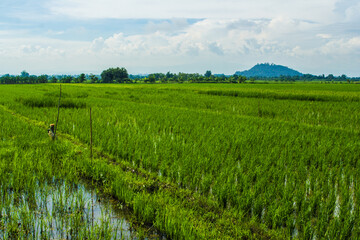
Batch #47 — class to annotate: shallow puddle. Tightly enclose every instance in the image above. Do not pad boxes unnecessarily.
[0,179,166,239]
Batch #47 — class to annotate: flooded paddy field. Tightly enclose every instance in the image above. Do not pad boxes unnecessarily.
[0,179,166,239]
[0,83,360,239]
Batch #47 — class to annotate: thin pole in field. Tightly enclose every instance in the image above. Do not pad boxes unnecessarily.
[54,84,62,139]
[91,188,94,229]
[90,107,93,161]
[90,107,94,229]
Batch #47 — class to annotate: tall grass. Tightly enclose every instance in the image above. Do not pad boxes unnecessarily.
[16,96,86,108]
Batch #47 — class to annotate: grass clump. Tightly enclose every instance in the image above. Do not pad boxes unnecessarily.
[16,96,86,108]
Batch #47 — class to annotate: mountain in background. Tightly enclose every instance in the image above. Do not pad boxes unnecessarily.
[235,63,303,77]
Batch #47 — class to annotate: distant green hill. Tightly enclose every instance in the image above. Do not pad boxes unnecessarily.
[235,63,303,77]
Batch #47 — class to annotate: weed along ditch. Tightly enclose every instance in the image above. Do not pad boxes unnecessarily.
[0,83,360,239]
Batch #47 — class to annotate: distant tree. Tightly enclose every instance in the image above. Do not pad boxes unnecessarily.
[61,76,73,83]
[89,74,99,83]
[0,74,11,84]
[38,75,48,83]
[148,74,156,83]
[101,69,113,83]
[204,70,212,78]
[217,74,226,82]
[228,75,237,83]
[166,71,174,79]
[239,76,247,83]
[326,74,334,81]
[50,76,57,83]
[178,72,188,82]
[160,76,168,83]
[78,73,86,83]
[21,70,30,78]
[101,67,128,83]
[28,75,37,84]
[113,68,128,83]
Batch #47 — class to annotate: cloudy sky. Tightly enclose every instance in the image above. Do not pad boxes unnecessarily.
[0,0,360,76]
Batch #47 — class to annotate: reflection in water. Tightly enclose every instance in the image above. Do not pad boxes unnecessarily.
[0,179,165,239]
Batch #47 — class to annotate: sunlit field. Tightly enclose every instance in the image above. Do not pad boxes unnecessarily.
[1,83,359,239]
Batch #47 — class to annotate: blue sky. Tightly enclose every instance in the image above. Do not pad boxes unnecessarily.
[1,0,360,76]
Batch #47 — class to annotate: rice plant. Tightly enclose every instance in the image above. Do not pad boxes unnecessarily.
[0,83,359,239]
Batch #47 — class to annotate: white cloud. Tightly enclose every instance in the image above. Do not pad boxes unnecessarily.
[317,33,332,39]
[87,19,261,57]
[1,14,360,76]
[266,17,315,36]
[145,19,191,33]
[79,18,359,71]
[90,37,105,51]
[334,0,360,21]
[0,37,92,74]
[320,37,360,55]
[46,30,65,36]
[20,45,65,56]
[48,0,338,22]
[0,30,30,38]
[208,42,224,56]
[345,2,360,21]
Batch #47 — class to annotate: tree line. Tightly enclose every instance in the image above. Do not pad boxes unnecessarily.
[249,73,359,82]
[1,68,359,84]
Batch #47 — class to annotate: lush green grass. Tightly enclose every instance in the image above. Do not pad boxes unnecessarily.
[1,83,360,239]
[0,98,162,239]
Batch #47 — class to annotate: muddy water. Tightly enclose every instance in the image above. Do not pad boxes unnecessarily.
[0,179,166,239]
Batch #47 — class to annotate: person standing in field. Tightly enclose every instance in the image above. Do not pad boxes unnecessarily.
[48,124,55,140]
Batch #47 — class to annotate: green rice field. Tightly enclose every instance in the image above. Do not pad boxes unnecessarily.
[0,83,359,239]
